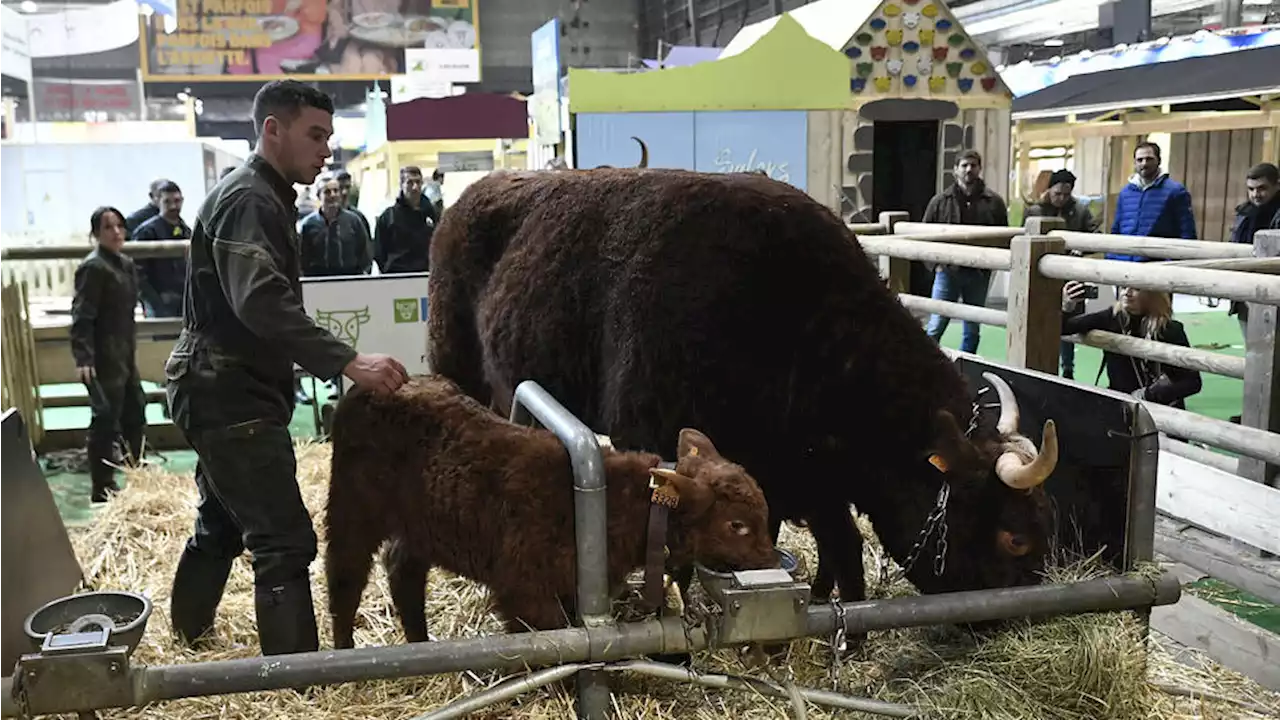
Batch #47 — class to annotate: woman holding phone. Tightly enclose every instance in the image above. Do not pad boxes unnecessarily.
[1060,281,1202,409]
[70,206,148,503]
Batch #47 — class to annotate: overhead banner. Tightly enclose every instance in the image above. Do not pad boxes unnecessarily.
[139,0,480,82]
[530,17,562,146]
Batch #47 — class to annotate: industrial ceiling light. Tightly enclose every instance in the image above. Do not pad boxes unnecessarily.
[1043,37,1065,46]
[19,0,37,12]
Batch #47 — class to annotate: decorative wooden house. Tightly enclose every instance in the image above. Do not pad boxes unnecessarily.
[720,0,1013,223]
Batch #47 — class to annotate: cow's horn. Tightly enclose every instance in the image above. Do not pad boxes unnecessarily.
[982,372,1021,437]
[996,419,1059,489]
[630,136,649,169]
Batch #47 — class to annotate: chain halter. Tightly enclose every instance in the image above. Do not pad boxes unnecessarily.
[878,387,1000,587]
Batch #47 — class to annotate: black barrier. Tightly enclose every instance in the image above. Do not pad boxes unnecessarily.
[953,355,1158,573]
[1,410,85,676]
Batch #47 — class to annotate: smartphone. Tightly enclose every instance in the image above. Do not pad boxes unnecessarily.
[1081,284,1100,300]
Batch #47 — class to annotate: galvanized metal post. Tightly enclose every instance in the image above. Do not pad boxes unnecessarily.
[509,380,612,719]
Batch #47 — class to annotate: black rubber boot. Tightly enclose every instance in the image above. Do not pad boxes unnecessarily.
[89,451,120,503]
[170,546,235,647]
[255,578,320,656]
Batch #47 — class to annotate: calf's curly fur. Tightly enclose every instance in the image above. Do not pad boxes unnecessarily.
[324,375,776,649]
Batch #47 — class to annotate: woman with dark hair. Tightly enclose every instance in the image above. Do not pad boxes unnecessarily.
[1061,281,1202,409]
[71,206,148,503]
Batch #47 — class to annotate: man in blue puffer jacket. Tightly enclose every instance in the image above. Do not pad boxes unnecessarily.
[1107,141,1197,261]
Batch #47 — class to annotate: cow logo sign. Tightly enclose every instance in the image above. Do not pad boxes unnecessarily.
[394,297,430,324]
[394,297,420,323]
[316,307,372,347]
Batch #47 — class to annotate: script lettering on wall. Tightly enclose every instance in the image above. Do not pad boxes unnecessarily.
[713,148,791,183]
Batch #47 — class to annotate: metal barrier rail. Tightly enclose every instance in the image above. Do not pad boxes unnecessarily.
[0,573,1180,717]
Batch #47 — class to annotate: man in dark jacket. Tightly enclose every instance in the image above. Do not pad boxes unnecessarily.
[374,165,436,274]
[125,178,172,237]
[1229,162,1280,335]
[299,177,372,277]
[132,180,192,318]
[922,149,1009,353]
[1026,168,1099,379]
[335,169,372,238]
[1107,141,1197,260]
[166,80,408,658]
[72,206,147,503]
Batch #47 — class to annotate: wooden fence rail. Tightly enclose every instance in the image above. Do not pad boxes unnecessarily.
[864,219,1280,688]
[1068,329,1246,379]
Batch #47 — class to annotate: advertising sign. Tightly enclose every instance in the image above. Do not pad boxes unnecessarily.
[575,110,808,191]
[140,0,479,82]
[693,111,807,190]
[301,272,430,376]
[405,46,479,83]
[0,6,31,84]
[531,18,562,146]
[32,79,142,122]
[574,112,694,170]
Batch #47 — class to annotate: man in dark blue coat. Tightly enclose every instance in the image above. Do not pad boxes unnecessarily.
[1107,141,1197,261]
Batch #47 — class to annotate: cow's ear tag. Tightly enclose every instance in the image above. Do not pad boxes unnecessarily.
[688,447,698,457]
[928,454,949,473]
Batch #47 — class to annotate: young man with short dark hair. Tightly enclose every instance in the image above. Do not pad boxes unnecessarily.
[1228,162,1280,336]
[125,177,173,237]
[921,149,1009,353]
[132,180,191,318]
[374,165,436,274]
[166,80,408,658]
[1107,141,1197,261]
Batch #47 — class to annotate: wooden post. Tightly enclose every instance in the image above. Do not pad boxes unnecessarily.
[1024,215,1066,237]
[1007,233,1067,373]
[1239,230,1280,500]
[879,211,911,294]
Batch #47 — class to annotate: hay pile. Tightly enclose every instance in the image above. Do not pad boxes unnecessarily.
[66,441,1280,719]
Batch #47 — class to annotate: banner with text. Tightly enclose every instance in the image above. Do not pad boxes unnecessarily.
[140,0,479,82]
[574,110,807,191]
[33,78,143,122]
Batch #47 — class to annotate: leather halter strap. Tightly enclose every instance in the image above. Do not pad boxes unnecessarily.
[642,461,678,612]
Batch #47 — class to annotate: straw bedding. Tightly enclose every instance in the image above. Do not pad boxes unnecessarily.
[63,441,1280,719]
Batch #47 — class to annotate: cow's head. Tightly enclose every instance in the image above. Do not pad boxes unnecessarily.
[913,372,1058,595]
[651,428,778,574]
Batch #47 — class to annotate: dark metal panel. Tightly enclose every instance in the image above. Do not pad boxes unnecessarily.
[953,358,1152,573]
[1,410,84,677]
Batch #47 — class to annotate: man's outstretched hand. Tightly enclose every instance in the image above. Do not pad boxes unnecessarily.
[343,353,409,395]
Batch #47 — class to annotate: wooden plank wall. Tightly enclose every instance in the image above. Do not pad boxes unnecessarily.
[1168,128,1269,242]
[1075,136,1109,199]
[806,110,844,217]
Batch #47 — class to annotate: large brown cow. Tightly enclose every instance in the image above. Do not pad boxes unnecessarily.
[426,168,1058,604]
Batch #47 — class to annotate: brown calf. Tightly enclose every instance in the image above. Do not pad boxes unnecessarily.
[324,375,776,649]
